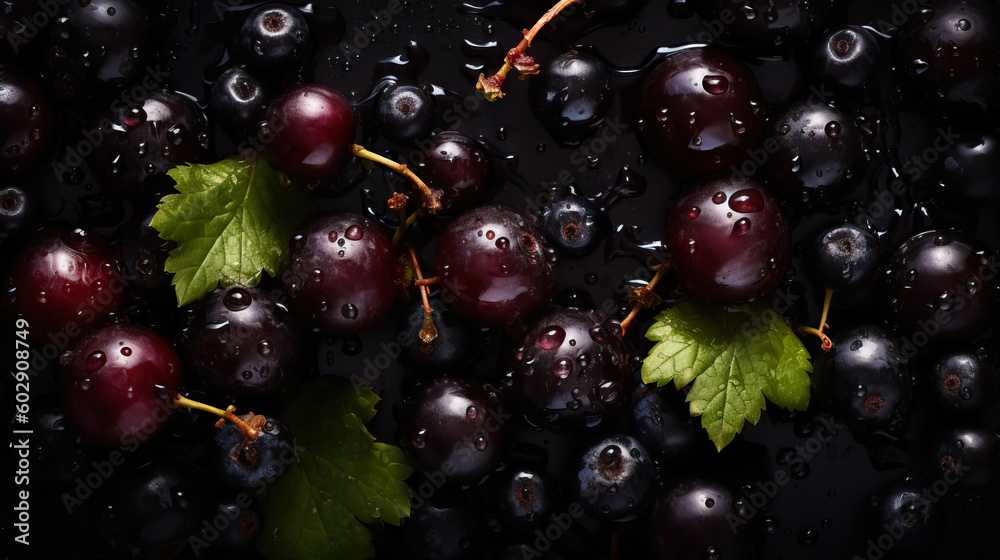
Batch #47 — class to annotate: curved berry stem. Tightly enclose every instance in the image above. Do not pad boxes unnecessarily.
[174,394,258,439]
[619,262,672,332]
[408,246,439,343]
[476,0,582,101]
[798,288,835,351]
[351,144,442,213]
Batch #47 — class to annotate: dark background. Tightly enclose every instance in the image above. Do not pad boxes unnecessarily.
[3,0,1000,559]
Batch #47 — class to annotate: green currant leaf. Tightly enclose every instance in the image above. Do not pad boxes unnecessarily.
[642,300,813,451]
[257,377,413,560]
[150,155,309,305]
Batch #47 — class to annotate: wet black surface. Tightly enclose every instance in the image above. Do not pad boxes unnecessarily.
[3,1,1000,559]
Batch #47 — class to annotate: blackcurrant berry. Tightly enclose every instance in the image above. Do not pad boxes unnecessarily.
[761,97,867,205]
[263,83,355,185]
[400,377,506,483]
[436,206,557,326]
[400,296,474,372]
[808,222,880,291]
[0,66,54,175]
[494,466,556,526]
[665,177,790,303]
[930,426,1000,488]
[881,230,998,344]
[280,213,398,336]
[239,3,311,70]
[529,50,614,146]
[211,67,272,137]
[414,131,493,214]
[572,434,655,521]
[813,26,880,92]
[510,308,630,426]
[5,228,123,345]
[629,385,700,461]
[638,48,765,177]
[375,83,436,143]
[182,286,302,397]
[61,324,182,448]
[814,324,912,433]
[540,190,607,257]
[648,475,759,560]
[930,349,998,414]
[212,413,295,491]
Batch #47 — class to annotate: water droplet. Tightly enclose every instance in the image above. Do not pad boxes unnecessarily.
[552,357,573,378]
[223,288,252,311]
[705,498,715,508]
[702,75,730,95]
[257,340,273,357]
[538,326,566,350]
[342,303,359,319]
[327,230,338,243]
[80,379,92,390]
[729,189,765,213]
[495,237,510,249]
[120,347,132,356]
[466,406,478,419]
[411,429,426,449]
[731,218,752,236]
[242,370,253,380]
[474,433,488,451]
[956,18,971,31]
[850,340,863,351]
[712,191,727,204]
[825,121,841,138]
[123,105,146,127]
[688,206,700,219]
[855,384,867,397]
[345,225,363,240]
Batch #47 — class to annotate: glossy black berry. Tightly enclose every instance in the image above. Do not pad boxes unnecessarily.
[436,206,557,326]
[87,89,211,193]
[896,0,1000,111]
[881,230,998,344]
[815,324,912,433]
[182,286,302,397]
[808,223,880,291]
[414,132,493,214]
[94,460,205,559]
[211,67,272,137]
[400,377,507,483]
[813,26,880,92]
[930,426,1000,488]
[0,185,32,234]
[494,467,556,526]
[629,385,699,461]
[869,480,945,556]
[212,414,295,491]
[404,497,482,560]
[280,213,398,336]
[201,493,264,551]
[648,475,759,560]
[400,296,474,372]
[239,3,311,69]
[638,48,765,178]
[0,66,55,175]
[665,177,791,303]
[934,129,1000,202]
[510,308,630,426]
[529,50,614,146]
[375,84,436,143]
[572,434,655,521]
[761,97,867,205]
[930,349,998,414]
[698,0,839,52]
[41,0,153,101]
[540,191,607,256]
